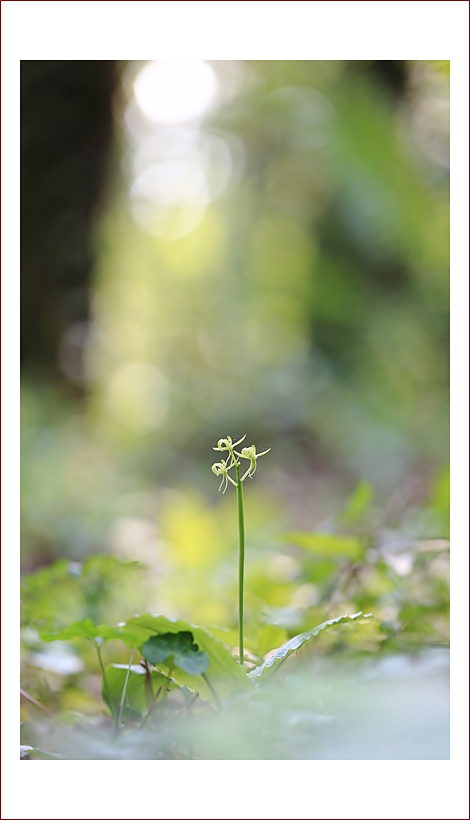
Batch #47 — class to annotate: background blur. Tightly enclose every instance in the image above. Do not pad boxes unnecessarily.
[21,60,449,637]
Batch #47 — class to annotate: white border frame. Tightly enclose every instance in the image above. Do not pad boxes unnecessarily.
[2,2,468,819]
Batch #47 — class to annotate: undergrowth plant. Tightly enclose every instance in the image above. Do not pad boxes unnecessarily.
[211,435,270,664]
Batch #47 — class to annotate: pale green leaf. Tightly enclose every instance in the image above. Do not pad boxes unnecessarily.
[249,612,374,680]
[39,619,128,644]
[103,664,173,719]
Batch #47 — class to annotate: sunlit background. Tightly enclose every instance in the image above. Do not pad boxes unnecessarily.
[21,60,449,640]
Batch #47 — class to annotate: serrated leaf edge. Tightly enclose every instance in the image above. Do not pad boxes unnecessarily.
[248,612,374,680]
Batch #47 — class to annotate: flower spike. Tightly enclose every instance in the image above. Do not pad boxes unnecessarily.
[210,435,271,669]
[211,436,269,488]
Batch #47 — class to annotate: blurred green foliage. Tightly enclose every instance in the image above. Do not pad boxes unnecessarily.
[20,455,449,759]
[21,466,449,648]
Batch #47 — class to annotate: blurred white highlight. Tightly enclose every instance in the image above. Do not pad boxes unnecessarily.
[127,61,244,240]
[133,60,218,126]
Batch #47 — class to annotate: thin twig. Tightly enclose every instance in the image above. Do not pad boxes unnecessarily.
[178,692,199,715]
[139,686,163,729]
[160,663,173,705]
[202,673,220,709]
[20,689,53,717]
[95,642,113,719]
[141,659,154,708]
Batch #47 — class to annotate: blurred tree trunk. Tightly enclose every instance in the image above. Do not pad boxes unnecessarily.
[21,60,120,385]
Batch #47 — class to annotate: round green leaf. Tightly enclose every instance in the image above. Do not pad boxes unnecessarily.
[142,631,209,676]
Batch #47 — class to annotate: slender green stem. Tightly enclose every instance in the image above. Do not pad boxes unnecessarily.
[202,672,220,709]
[143,660,153,708]
[235,461,245,665]
[115,648,135,737]
[95,642,113,718]
[162,663,173,704]
[139,685,163,729]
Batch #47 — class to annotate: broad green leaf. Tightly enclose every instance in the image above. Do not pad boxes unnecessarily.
[40,618,97,641]
[200,625,240,650]
[122,614,252,702]
[103,664,173,720]
[142,632,209,676]
[39,619,127,644]
[248,612,374,681]
[281,532,364,560]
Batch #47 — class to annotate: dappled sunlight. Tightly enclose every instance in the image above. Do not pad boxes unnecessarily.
[126,61,244,240]
[133,60,218,126]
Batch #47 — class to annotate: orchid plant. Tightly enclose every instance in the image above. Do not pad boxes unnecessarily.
[211,436,270,665]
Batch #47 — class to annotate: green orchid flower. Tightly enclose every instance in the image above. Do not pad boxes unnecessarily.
[213,435,246,468]
[237,444,271,481]
[211,459,238,494]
